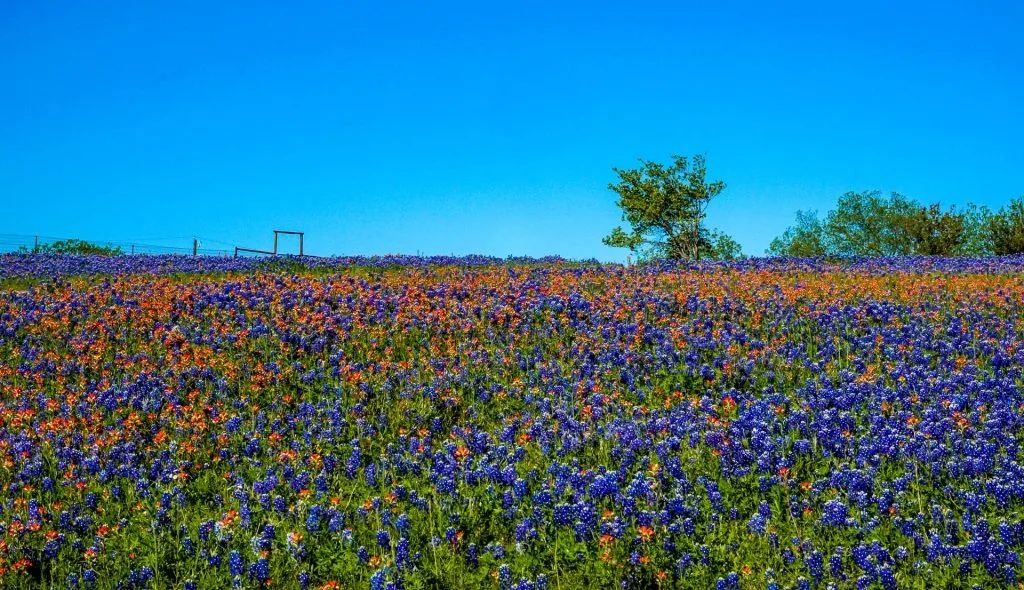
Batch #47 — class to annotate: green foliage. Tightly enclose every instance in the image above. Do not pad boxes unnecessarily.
[770,191,994,256]
[19,239,123,256]
[821,191,919,256]
[898,203,968,256]
[704,229,743,260]
[603,154,740,260]
[953,203,993,256]
[987,197,1024,255]
[767,211,827,257]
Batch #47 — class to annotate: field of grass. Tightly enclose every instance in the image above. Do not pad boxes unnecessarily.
[2,256,1024,588]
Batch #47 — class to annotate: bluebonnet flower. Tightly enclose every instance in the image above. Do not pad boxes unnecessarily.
[229,550,245,577]
[248,558,270,583]
[370,568,387,590]
[821,500,850,527]
[498,564,513,590]
[396,537,410,568]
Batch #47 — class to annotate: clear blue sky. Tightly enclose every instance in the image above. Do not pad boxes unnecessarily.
[2,1,1022,260]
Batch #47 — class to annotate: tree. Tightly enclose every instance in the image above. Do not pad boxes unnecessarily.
[603,154,739,260]
[705,229,743,260]
[899,203,967,256]
[769,192,988,257]
[767,210,827,257]
[956,203,993,256]
[822,191,920,256]
[988,198,1024,254]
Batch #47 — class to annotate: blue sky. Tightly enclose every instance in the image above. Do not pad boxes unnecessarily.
[2,1,1022,260]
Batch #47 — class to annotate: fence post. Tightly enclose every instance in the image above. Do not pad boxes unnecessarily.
[193,239,198,256]
[34,235,39,253]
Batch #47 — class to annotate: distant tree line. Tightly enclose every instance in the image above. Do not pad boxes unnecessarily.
[18,239,123,256]
[604,153,1023,260]
[768,192,1024,257]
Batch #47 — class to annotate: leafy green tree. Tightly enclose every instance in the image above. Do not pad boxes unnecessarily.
[603,154,737,260]
[767,210,827,256]
[988,198,1024,254]
[897,203,968,256]
[956,203,993,256]
[705,229,743,260]
[770,192,989,257]
[822,191,920,256]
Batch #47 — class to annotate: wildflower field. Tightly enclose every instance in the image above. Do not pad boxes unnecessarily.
[3,254,1024,589]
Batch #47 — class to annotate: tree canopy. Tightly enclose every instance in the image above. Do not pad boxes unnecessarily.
[988,198,1024,255]
[603,154,740,261]
[767,211,828,257]
[769,191,1000,257]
